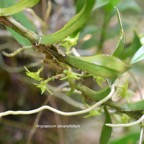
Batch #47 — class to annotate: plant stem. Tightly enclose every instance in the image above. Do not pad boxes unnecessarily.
[0,16,39,43]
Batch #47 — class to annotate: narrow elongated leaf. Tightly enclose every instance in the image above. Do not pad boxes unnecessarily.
[113,32,124,57]
[79,54,128,72]
[41,0,95,45]
[121,32,141,60]
[113,8,125,58]
[0,0,40,16]
[75,0,85,13]
[64,54,130,78]
[7,28,31,45]
[130,46,144,64]
[121,100,144,111]
[100,106,112,144]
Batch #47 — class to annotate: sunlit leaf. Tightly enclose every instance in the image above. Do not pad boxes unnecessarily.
[100,106,112,144]
[130,46,144,64]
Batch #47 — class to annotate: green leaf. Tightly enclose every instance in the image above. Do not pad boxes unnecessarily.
[41,0,95,45]
[103,1,114,13]
[121,31,141,60]
[65,54,130,78]
[113,8,125,58]
[7,28,31,45]
[0,0,40,16]
[100,106,112,144]
[130,46,144,64]
[75,0,86,13]
[121,100,144,112]
[110,0,121,6]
